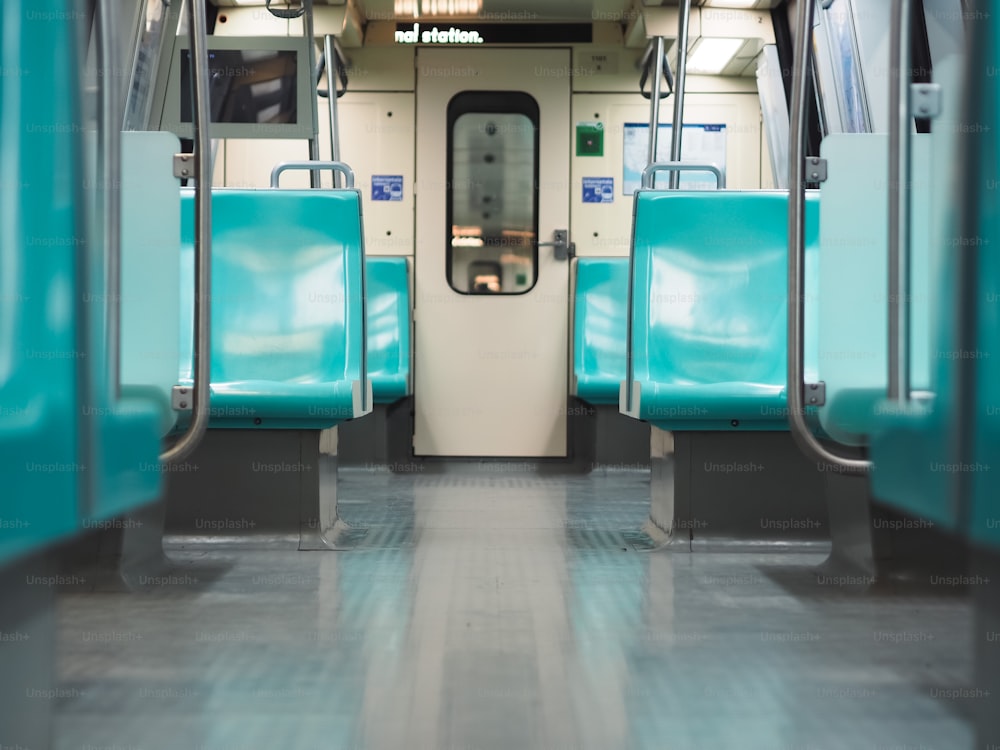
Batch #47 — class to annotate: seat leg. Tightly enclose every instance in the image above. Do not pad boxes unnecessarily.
[821,471,969,588]
[643,426,687,549]
[818,471,878,583]
[300,426,354,549]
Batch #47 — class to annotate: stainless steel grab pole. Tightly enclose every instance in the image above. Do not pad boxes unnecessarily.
[787,0,870,474]
[96,0,121,398]
[888,0,913,402]
[647,36,666,168]
[303,0,321,188]
[324,34,342,188]
[162,0,212,463]
[669,0,692,189]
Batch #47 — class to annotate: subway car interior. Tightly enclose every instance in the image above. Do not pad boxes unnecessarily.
[2,0,1000,747]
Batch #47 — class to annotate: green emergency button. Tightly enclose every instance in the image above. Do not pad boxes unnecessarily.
[576,122,604,157]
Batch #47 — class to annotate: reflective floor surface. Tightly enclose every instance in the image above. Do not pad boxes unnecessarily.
[54,468,975,749]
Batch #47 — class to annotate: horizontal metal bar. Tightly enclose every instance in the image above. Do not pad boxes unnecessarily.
[641,161,725,189]
[270,160,356,189]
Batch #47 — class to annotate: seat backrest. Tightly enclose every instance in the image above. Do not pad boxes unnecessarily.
[0,0,87,564]
[366,256,411,402]
[573,257,629,403]
[179,189,366,389]
[629,190,819,392]
[949,35,999,548]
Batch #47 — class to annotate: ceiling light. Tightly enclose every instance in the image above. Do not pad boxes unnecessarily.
[685,38,744,75]
[703,0,761,7]
[408,0,482,16]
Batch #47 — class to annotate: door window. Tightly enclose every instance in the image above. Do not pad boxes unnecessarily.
[447,92,539,294]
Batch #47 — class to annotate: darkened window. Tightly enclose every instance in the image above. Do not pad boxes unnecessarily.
[447,92,539,295]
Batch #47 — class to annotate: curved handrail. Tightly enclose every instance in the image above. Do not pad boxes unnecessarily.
[302,0,321,186]
[323,35,342,188]
[161,0,212,463]
[641,162,725,189]
[639,36,672,101]
[887,0,913,402]
[270,161,356,189]
[786,0,870,474]
[317,36,349,100]
[646,37,667,170]
[669,0,693,189]
[265,0,305,19]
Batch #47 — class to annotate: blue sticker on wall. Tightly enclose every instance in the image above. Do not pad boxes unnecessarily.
[372,175,404,202]
[582,177,614,204]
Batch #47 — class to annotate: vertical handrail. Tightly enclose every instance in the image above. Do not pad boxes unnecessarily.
[95,0,121,397]
[303,0,321,188]
[647,36,666,168]
[324,34,342,188]
[161,0,212,463]
[787,0,870,474]
[669,0,692,189]
[888,0,913,402]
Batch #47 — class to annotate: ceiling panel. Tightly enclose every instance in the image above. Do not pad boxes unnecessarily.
[360,0,635,22]
[213,0,785,18]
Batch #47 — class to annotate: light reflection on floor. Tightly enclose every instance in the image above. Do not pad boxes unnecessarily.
[54,469,973,749]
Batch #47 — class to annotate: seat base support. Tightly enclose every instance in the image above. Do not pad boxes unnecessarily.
[646,429,831,551]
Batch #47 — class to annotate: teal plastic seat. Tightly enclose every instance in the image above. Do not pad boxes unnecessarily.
[970,149,1000,549]
[968,13,1000,548]
[366,257,411,403]
[869,35,1000,544]
[0,0,89,563]
[179,189,370,429]
[2,0,165,549]
[573,257,629,405]
[83,162,164,519]
[621,191,819,431]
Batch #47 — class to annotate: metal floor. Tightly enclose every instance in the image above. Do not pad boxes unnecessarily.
[54,468,975,749]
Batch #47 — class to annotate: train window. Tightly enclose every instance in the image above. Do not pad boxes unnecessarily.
[446,92,540,295]
[123,0,170,130]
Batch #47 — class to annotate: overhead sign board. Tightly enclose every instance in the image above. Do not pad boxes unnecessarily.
[394,23,592,45]
[395,24,484,44]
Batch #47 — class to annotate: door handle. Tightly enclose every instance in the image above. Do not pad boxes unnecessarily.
[537,229,574,261]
